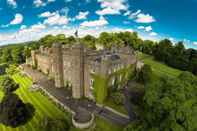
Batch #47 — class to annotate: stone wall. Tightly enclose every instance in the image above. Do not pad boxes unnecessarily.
[30,43,137,100]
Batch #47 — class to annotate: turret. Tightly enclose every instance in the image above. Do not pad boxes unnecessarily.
[52,43,64,88]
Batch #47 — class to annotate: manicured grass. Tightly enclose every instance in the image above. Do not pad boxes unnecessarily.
[71,117,123,131]
[138,52,182,78]
[0,73,123,131]
[0,73,71,131]
[104,99,128,115]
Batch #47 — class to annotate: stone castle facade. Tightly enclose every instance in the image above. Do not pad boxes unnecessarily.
[30,43,137,99]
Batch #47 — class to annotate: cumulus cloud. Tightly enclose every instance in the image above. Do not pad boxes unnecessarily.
[43,12,69,26]
[137,26,145,29]
[33,0,46,7]
[10,13,23,25]
[193,42,197,46]
[135,13,156,23]
[76,11,89,20]
[20,25,27,30]
[96,7,120,15]
[39,11,56,17]
[145,26,152,32]
[138,25,152,32]
[96,0,128,15]
[7,0,17,8]
[80,16,108,27]
[149,32,157,36]
[0,26,134,45]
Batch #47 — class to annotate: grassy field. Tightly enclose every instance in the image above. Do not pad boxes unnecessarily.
[138,52,182,78]
[0,73,123,131]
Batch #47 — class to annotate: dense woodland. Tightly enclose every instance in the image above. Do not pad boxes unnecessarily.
[0,31,196,75]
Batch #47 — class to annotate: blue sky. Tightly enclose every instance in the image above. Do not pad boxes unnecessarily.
[0,0,197,49]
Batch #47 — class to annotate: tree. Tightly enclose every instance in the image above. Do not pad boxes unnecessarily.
[0,93,35,127]
[141,40,155,55]
[111,92,125,105]
[24,46,31,58]
[39,34,56,47]
[11,46,25,64]
[0,76,19,94]
[82,35,96,49]
[136,64,152,84]
[126,72,197,131]
[153,39,173,62]
[98,32,114,49]
[1,48,12,63]
[0,63,8,75]
[5,65,18,76]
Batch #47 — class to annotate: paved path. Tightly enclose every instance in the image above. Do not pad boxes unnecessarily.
[21,65,131,126]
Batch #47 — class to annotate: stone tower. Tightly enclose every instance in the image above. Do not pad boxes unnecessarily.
[71,43,84,98]
[52,43,64,88]
[31,50,37,67]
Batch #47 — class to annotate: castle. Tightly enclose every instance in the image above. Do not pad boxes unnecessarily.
[29,43,137,100]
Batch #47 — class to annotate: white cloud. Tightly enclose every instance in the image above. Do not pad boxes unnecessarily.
[33,0,46,7]
[20,25,27,30]
[0,26,134,45]
[43,12,69,26]
[97,0,128,15]
[137,26,145,29]
[135,13,156,23]
[7,0,17,8]
[76,11,89,20]
[80,16,108,27]
[48,0,55,2]
[193,42,197,46]
[138,25,152,32]
[39,11,56,17]
[96,7,120,15]
[31,23,46,30]
[149,32,157,36]
[10,13,23,25]
[145,26,152,32]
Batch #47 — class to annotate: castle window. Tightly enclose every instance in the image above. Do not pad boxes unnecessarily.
[120,75,122,81]
[90,79,94,87]
[91,69,95,74]
[112,77,115,85]
[113,67,116,72]
[108,69,111,74]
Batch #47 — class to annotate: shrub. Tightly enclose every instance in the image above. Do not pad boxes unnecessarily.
[111,92,124,105]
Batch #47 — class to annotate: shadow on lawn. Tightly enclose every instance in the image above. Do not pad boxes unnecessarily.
[0,93,35,128]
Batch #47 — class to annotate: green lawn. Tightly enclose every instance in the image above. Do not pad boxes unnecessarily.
[104,99,128,115]
[138,52,182,78]
[0,73,123,131]
[0,73,71,131]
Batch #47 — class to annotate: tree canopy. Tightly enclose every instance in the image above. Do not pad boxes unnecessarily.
[125,71,197,131]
